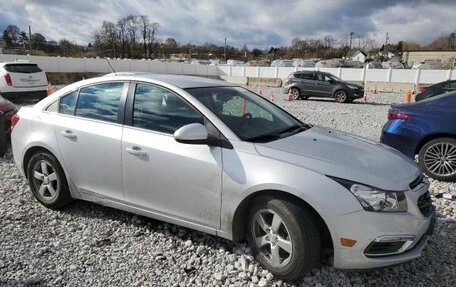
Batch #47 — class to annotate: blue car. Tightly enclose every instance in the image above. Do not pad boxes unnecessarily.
[381,92,456,181]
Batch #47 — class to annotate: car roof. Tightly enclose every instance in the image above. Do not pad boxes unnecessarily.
[103,72,235,89]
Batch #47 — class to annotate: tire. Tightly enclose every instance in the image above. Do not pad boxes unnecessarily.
[27,152,73,209]
[418,137,456,181]
[289,88,301,100]
[246,196,321,281]
[334,90,348,103]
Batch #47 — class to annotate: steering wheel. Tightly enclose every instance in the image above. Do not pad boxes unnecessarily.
[242,113,253,120]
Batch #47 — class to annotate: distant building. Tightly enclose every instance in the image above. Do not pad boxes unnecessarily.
[349,50,367,62]
[403,50,456,68]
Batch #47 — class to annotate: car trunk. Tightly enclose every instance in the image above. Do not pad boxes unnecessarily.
[3,64,47,88]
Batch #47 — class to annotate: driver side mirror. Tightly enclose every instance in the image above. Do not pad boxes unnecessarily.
[174,123,209,145]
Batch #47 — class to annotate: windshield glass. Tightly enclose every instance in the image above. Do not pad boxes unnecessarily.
[185,86,310,142]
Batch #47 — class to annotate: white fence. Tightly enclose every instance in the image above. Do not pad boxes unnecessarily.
[218,66,456,85]
[0,54,219,76]
[1,54,455,85]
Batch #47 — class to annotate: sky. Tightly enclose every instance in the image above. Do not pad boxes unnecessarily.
[0,0,455,49]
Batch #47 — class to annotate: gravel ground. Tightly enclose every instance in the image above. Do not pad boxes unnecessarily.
[1,88,455,286]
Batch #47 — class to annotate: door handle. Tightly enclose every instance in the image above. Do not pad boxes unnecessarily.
[60,130,77,139]
[126,146,147,156]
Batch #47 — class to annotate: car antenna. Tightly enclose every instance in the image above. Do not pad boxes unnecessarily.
[105,58,117,76]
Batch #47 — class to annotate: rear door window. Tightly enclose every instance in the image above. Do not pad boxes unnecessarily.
[75,82,124,123]
[3,64,42,73]
[59,91,79,115]
[301,72,314,80]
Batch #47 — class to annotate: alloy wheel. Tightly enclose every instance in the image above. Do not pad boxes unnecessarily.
[32,160,60,201]
[290,88,300,100]
[423,142,456,177]
[251,209,293,268]
[335,91,347,102]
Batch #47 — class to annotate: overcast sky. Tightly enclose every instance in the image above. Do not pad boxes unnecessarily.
[0,0,455,49]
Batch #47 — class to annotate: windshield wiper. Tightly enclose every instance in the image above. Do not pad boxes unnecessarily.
[278,124,308,135]
[245,133,281,143]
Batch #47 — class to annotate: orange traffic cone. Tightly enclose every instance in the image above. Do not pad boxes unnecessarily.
[285,90,293,101]
[363,91,368,102]
[257,86,263,95]
[404,90,412,103]
[373,85,378,95]
[46,83,53,96]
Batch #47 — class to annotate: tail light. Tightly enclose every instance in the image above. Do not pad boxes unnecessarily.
[4,73,12,86]
[10,114,20,130]
[388,111,412,120]
[418,87,427,94]
[45,72,50,84]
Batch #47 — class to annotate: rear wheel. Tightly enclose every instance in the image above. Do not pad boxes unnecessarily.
[418,138,456,181]
[246,196,321,281]
[27,152,73,209]
[289,88,301,100]
[334,90,348,103]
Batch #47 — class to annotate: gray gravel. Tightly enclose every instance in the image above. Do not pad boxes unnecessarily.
[1,88,455,286]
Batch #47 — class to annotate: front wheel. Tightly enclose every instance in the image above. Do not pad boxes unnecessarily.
[334,90,348,103]
[289,88,301,100]
[418,138,456,181]
[246,196,321,281]
[27,152,73,209]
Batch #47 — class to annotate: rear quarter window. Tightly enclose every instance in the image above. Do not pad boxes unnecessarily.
[3,64,43,73]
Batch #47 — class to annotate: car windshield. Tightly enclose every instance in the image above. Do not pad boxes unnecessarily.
[185,86,310,142]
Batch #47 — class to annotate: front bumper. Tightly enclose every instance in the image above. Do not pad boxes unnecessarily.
[326,183,435,270]
[347,89,364,99]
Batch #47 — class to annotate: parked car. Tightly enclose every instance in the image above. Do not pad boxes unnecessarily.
[11,74,434,280]
[0,94,18,136]
[381,92,456,181]
[415,80,456,102]
[0,61,48,101]
[283,71,364,102]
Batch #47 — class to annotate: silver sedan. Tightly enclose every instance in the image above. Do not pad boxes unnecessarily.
[11,74,435,280]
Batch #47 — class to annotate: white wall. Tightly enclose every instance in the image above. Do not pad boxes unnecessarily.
[0,54,219,77]
[219,65,455,85]
[2,54,455,85]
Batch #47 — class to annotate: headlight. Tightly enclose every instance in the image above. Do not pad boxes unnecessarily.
[347,84,358,90]
[329,177,407,212]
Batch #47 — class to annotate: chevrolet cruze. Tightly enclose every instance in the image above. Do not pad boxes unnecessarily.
[11,74,435,280]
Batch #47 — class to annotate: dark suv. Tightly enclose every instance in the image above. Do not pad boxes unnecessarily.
[283,71,364,103]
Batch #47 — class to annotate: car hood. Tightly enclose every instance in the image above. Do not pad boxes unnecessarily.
[0,96,16,113]
[346,82,363,89]
[254,126,420,191]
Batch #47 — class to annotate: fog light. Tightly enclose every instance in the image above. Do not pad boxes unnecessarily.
[364,235,415,257]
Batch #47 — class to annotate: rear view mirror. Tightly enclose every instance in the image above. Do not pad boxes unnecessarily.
[174,123,209,144]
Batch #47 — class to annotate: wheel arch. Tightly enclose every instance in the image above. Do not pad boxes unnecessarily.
[231,189,333,250]
[415,133,456,155]
[23,146,58,179]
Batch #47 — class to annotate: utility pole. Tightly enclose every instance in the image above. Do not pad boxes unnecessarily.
[385,32,389,54]
[224,37,227,62]
[349,32,354,51]
[28,25,32,55]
